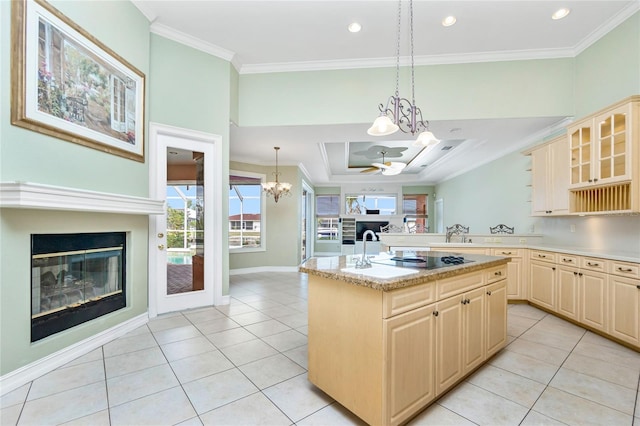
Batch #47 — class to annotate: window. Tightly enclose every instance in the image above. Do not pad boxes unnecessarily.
[403,194,428,232]
[229,172,264,250]
[166,184,199,252]
[316,195,339,241]
[345,194,397,215]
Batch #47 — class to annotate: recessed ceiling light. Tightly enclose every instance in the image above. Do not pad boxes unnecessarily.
[552,8,571,20]
[348,22,362,33]
[442,16,456,27]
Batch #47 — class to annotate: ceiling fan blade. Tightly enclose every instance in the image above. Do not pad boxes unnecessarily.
[371,162,386,169]
[360,166,380,173]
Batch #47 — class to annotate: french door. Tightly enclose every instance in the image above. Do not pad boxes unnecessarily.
[148,123,224,316]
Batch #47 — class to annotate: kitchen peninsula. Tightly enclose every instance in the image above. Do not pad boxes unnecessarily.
[300,251,510,426]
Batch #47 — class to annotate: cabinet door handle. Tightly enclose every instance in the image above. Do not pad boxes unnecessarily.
[587,262,599,267]
[486,291,492,296]
[578,273,583,277]
[433,311,439,317]
[461,299,467,305]
[588,179,593,183]
[637,285,640,290]
[552,267,556,271]
[573,271,578,276]
[617,267,634,273]
[466,298,471,304]
[594,178,598,182]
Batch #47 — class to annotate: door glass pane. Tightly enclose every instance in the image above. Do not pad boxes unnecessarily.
[613,155,625,177]
[600,158,611,179]
[613,133,626,155]
[599,117,611,138]
[600,137,611,159]
[165,148,204,294]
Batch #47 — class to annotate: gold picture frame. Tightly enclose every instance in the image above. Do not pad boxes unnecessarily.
[11,0,146,162]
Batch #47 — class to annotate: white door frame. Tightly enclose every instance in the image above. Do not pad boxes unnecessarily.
[435,198,444,234]
[148,122,224,318]
[302,181,314,261]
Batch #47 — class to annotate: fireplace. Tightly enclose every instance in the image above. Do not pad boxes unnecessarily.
[31,232,126,342]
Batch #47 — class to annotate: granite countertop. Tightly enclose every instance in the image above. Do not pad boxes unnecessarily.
[299,250,510,291]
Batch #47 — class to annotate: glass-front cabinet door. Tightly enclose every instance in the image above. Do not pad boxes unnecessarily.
[569,119,593,188]
[595,103,631,185]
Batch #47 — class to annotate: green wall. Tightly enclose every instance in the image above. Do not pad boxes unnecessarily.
[229,161,302,269]
[149,34,232,294]
[0,0,151,375]
[574,12,640,117]
[239,58,574,127]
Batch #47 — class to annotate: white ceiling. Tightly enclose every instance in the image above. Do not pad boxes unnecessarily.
[135,0,639,185]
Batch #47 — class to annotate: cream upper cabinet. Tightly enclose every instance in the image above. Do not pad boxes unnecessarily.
[530,135,569,216]
[568,97,640,214]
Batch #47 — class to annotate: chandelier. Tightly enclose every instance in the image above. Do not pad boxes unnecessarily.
[367,0,440,149]
[261,147,292,203]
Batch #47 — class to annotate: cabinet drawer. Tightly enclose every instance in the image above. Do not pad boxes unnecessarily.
[609,261,640,278]
[491,248,523,258]
[530,250,557,263]
[383,283,436,319]
[486,265,507,284]
[437,271,485,299]
[581,257,608,273]
[557,254,579,267]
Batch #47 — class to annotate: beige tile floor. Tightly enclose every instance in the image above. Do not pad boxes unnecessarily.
[2,272,639,425]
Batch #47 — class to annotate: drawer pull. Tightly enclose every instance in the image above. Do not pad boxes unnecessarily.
[562,258,573,263]
[617,267,634,273]
[587,262,599,267]
[494,271,502,276]
[501,252,512,255]
[538,254,547,258]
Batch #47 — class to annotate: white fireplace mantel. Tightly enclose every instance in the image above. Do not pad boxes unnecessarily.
[0,182,165,215]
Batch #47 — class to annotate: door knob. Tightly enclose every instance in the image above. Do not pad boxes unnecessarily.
[157,233,164,238]
[158,244,165,250]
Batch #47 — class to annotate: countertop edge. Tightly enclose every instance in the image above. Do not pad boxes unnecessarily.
[299,256,510,291]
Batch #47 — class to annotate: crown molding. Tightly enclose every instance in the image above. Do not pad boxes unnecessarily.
[574,1,640,55]
[150,22,237,66]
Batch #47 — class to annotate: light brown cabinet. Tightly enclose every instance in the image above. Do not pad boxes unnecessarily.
[526,250,639,350]
[384,303,436,424]
[492,248,526,300]
[608,275,640,347]
[308,265,509,426]
[529,251,557,310]
[530,135,570,215]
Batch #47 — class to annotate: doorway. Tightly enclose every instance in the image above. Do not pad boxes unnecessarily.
[301,182,314,262]
[435,198,444,234]
[148,123,224,317]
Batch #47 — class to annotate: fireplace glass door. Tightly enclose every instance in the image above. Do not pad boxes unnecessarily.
[31,232,126,341]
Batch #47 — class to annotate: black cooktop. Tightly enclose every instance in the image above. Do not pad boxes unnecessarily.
[370,253,474,270]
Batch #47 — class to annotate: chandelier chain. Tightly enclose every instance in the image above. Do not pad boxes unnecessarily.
[410,0,415,105]
[395,0,401,97]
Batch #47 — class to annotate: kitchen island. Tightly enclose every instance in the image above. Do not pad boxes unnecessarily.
[299,251,510,426]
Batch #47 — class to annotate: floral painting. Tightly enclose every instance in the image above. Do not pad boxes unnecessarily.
[12,0,145,161]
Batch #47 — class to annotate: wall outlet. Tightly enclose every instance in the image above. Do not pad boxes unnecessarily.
[484,237,493,243]
[494,237,502,243]
[519,238,527,244]
[570,224,576,233]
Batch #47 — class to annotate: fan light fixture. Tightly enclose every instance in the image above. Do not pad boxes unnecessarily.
[261,147,292,203]
[367,0,439,148]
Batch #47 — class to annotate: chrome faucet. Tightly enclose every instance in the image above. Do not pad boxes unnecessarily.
[356,230,376,269]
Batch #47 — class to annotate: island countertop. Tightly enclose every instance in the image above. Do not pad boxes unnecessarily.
[299,250,510,291]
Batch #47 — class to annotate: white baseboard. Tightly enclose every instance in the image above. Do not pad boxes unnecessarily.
[229,266,299,275]
[0,313,149,397]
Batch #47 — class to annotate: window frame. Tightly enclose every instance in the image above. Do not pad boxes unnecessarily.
[229,170,266,253]
[345,193,398,216]
[315,194,340,243]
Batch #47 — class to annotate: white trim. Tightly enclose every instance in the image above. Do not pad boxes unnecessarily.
[0,314,148,397]
[0,182,165,215]
[229,266,299,275]
[574,1,640,55]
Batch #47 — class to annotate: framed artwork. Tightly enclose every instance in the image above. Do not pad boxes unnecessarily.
[11,0,146,162]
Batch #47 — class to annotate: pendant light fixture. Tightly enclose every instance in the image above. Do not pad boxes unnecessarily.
[367,0,440,149]
[261,147,292,203]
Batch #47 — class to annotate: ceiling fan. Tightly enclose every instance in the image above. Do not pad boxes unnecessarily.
[359,149,407,176]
